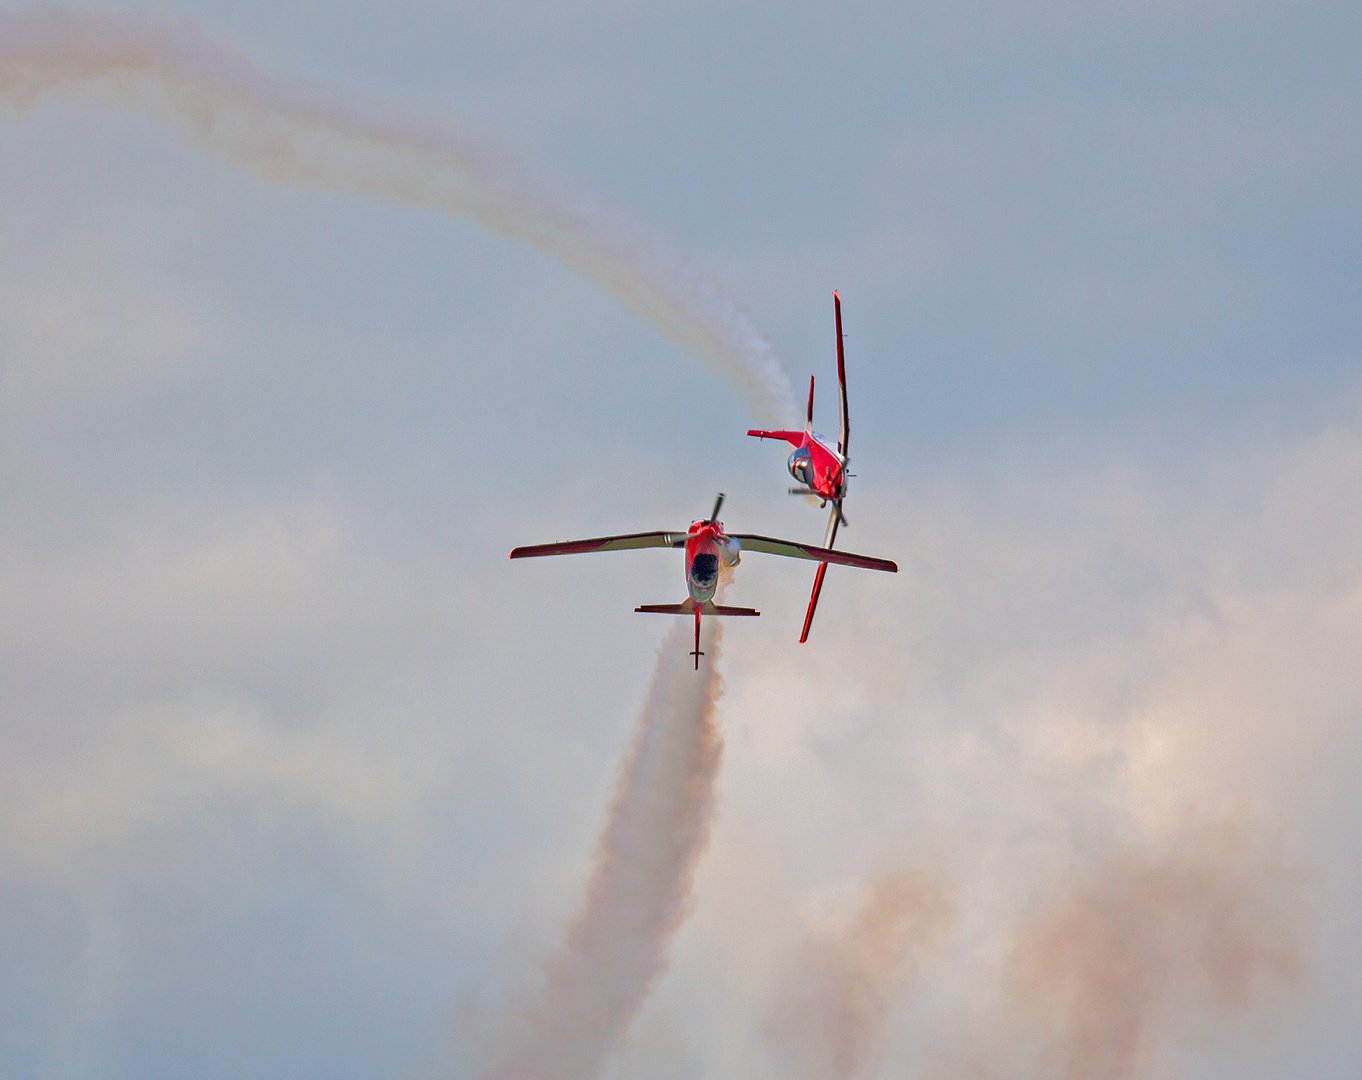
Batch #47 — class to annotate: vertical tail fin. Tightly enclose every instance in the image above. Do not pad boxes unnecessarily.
[691,606,703,669]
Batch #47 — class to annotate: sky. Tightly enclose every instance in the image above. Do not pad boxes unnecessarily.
[0,1,1360,1078]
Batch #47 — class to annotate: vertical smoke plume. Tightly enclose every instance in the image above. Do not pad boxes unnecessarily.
[476,617,726,1080]
[764,873,955,1080]
[941,816,1304,1080]
[0,11,798,1074]
[0,7,798,427]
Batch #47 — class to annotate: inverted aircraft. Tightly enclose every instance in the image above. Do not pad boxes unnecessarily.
[747,291,857,642]
[510,495,896,669]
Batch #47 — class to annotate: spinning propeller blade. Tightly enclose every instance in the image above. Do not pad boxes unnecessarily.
[708,492,725,523]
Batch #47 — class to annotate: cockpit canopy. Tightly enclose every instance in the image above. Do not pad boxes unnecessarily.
[788,446,813,488]
[690,553,719,589]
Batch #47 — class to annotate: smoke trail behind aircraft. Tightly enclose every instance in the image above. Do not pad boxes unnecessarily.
[0,11,796,1074]
[0,7,798,427]
[763,873,955,1080]
[934,816,1304,1080]
[476,618,726,1080]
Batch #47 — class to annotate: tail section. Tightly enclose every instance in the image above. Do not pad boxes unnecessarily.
[633,598,760,670]
[746,429,805,446]
[635,600,760,617]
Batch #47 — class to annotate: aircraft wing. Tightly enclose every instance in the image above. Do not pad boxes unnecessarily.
[731,533,896,573]
[834,291,849,457]
[798,504,842,644]
[510,531,687,558]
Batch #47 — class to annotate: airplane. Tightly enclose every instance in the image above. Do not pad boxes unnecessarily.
[510,494,896,669]
[746,291,855,644]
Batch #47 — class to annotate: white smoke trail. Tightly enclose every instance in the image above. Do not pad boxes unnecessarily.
[0,7,798,427]
[478,617,726,1080]
[763,873,956,1080]
[991,817,1302,1080]
[0,11,781,1074]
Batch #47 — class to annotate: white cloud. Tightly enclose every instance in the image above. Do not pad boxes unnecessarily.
[0,220,207,409]
[0,2,1358,1076]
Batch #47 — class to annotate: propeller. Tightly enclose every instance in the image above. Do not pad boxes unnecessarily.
[707,492,725,523]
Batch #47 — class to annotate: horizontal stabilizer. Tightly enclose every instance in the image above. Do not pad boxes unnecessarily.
[709,604,761,616]
[746,429,806,447]
[636,600,760,616]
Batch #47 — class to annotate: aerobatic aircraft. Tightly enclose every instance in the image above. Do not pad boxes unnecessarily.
[510,495,896,669]
[746,291,857,643]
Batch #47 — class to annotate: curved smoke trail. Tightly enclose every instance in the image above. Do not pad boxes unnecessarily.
[0,7,798,427]
[479,618,726,1080]
[0,11,776,1076]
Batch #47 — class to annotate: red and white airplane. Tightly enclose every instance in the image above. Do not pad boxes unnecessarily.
[510,494,896,669]
[748,292,866,643]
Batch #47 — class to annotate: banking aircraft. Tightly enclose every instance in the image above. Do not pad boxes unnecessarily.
[510,494,896,669]
[747,291,857,643]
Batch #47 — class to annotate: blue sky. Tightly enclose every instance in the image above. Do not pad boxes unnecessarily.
[1,2,1360,1078]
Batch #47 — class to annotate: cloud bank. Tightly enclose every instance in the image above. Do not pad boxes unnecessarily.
[1,4,1356,1079]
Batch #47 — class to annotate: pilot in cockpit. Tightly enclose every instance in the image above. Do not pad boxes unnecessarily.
[689,553,719,589]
